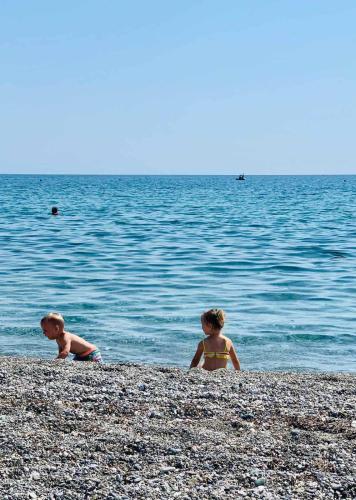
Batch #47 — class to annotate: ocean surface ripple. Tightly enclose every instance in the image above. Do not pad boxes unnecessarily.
[0,175,355,371]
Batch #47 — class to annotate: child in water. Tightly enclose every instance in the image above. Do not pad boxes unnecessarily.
[190,309,240,371]
[41,312,102,362]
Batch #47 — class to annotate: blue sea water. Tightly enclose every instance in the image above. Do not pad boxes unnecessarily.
[0,174,355,372]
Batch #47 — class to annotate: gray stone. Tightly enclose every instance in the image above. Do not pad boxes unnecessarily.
[254,477,266,486]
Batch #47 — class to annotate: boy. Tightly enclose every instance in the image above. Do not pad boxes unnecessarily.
[41,312,102,362]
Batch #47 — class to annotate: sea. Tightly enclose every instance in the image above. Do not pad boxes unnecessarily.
[0,174,355,372]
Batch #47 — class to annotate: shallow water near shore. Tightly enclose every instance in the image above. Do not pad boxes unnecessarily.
[0,174,355,371]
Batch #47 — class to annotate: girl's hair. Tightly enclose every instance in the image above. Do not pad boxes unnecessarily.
[40,312,65,329]
[202,309,225,330]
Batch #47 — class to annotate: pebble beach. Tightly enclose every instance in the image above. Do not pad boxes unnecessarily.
[0,356,355,499]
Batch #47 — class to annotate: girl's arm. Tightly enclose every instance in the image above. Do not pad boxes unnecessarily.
[229,343,241,371]
[190,341,204,369]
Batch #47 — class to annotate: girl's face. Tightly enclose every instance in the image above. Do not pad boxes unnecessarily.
[201,317,214,336]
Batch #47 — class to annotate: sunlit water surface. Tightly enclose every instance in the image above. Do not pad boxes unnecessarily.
[0,175,355,372]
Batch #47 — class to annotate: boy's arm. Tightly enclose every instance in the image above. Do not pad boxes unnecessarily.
[190,341,204,369]
[56,334,71,360]
[229,343,241,371]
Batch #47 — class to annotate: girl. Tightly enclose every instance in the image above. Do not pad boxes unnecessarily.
[190,309,240,371]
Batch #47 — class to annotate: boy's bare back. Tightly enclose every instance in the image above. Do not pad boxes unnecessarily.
[56,331,96,358]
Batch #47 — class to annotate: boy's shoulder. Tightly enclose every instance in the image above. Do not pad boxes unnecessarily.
[57,331,74,342]
[56,331,71,346]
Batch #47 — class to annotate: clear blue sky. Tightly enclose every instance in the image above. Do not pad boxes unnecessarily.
[1,1,355,174]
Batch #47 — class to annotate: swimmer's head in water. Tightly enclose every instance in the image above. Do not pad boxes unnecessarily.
[51,206,58,215]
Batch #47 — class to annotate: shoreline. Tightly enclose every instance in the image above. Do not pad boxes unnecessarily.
[0,356,355,499]
[2,352,356,375]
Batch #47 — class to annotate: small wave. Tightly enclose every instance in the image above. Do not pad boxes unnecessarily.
[268,264,313,272]
[291,245,349,259]
[245,292,309,301]
[0,327,40,337]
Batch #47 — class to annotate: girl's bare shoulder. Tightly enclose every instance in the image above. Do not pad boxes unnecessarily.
[221,335,233,346]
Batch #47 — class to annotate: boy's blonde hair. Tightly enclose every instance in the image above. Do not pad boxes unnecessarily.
[202,309,225,330]
[40,312,65,329]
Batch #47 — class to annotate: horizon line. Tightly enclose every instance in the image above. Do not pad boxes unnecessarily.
[0,172,355,177]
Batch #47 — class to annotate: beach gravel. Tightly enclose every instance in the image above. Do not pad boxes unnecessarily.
[0,356,355,499]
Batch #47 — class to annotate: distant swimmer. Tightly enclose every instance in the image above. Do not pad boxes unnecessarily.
[51,206,59,216]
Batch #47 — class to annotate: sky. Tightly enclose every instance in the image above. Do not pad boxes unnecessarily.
[1,1,355,175]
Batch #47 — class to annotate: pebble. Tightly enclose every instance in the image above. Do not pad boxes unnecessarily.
[331,483,341,490]
[160,466,176,474]
[168,447,182,454]
[291,429,300,440]
[149,410,162,418]
[255,478,266,486]
[240,413,255,420]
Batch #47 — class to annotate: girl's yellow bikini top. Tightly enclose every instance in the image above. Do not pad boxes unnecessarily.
[203,338,230,360]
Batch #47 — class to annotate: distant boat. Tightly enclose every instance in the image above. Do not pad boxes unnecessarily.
[236,174,245,181]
